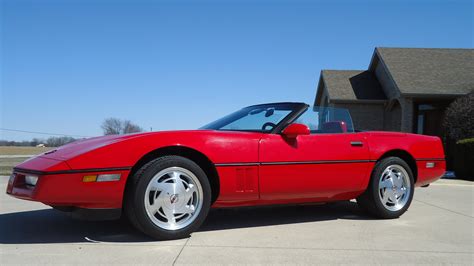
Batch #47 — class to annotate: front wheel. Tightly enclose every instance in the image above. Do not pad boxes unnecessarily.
[357,157,414,219]
[125,156,211,240]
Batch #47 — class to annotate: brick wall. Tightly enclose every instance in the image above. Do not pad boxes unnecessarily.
[384,101,402,131]
[331,102,386,131]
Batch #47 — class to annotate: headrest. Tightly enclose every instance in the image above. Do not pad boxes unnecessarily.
[321,121,347,133]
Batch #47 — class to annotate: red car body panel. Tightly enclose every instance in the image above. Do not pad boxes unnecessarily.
[7,129,445,210]
[364,131,446,186]
[258,133,370,201]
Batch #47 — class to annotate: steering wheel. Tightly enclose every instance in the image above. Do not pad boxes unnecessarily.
[261,122,277,131]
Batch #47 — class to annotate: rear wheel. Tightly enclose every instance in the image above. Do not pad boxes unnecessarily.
[125,156,211,240]
[357,157,414,219]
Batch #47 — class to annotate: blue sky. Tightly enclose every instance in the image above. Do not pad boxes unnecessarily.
[1,0,472,141]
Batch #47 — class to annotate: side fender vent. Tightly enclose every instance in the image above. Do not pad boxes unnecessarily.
[236,167,257,193]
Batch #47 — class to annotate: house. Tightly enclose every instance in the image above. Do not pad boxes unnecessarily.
[314,48,473,137]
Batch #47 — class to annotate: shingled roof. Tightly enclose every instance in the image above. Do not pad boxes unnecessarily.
[319,70,387,101]
[317,48,473,104]
[372,47,474,96]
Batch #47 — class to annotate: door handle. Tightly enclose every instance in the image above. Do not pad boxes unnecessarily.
[350,141,363,147]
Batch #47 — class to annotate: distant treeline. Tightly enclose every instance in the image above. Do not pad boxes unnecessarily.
[1,118,143,147]
[0,136,78,147]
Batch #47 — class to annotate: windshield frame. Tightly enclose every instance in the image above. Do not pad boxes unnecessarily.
[200,102,309,134]
[290,106,356,134]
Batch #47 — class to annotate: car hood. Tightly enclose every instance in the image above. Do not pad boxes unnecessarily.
[39,131,174,161]
[38,130,225,161]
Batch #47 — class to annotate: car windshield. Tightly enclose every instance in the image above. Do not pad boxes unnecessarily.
[201,104,355,134]
[200,103,298,132]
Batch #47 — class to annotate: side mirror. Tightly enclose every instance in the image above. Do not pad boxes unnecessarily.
[282,123,310,138]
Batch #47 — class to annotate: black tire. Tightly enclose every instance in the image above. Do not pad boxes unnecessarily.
[124,156,211,240]
[356,157,414,219]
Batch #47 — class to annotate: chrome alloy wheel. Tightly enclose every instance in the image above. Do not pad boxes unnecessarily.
[378,164,411,211]
[144,167,203,230]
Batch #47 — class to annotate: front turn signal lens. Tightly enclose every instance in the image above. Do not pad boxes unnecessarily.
[97,174,121,182]
[83,175,97,182]
[83,174,121,182]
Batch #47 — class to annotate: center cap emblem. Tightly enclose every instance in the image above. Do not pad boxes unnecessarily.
[170,194,179,204]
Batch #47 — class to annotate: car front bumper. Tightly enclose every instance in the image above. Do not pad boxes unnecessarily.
[6,168,131,210]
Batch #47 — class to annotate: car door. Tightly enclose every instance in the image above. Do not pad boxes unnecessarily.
[258,108,371,201]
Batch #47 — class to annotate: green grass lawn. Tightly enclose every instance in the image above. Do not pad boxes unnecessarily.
[0,146,55,175]
[0,157,29,176]
[0,146,53,155]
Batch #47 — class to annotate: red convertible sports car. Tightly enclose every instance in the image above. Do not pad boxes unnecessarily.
[7,102,445,240]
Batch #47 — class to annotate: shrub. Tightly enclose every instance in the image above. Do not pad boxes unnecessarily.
[443,92,474,141]
[453,138,474,180]
[457,138,474,145]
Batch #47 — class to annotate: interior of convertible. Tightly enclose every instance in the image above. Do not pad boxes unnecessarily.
[201,103,354,134]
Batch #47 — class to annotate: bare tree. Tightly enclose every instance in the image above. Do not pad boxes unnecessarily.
[123,120,143,134]
[102,118,123,135]
[101,118,143,135]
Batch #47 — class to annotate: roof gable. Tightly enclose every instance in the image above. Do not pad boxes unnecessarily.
[321,70,387,101]
[373,48,474,96]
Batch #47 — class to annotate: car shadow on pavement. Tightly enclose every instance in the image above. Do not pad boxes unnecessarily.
[0,201,372,244]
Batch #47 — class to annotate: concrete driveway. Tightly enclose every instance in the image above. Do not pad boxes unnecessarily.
[0,177,472,265]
